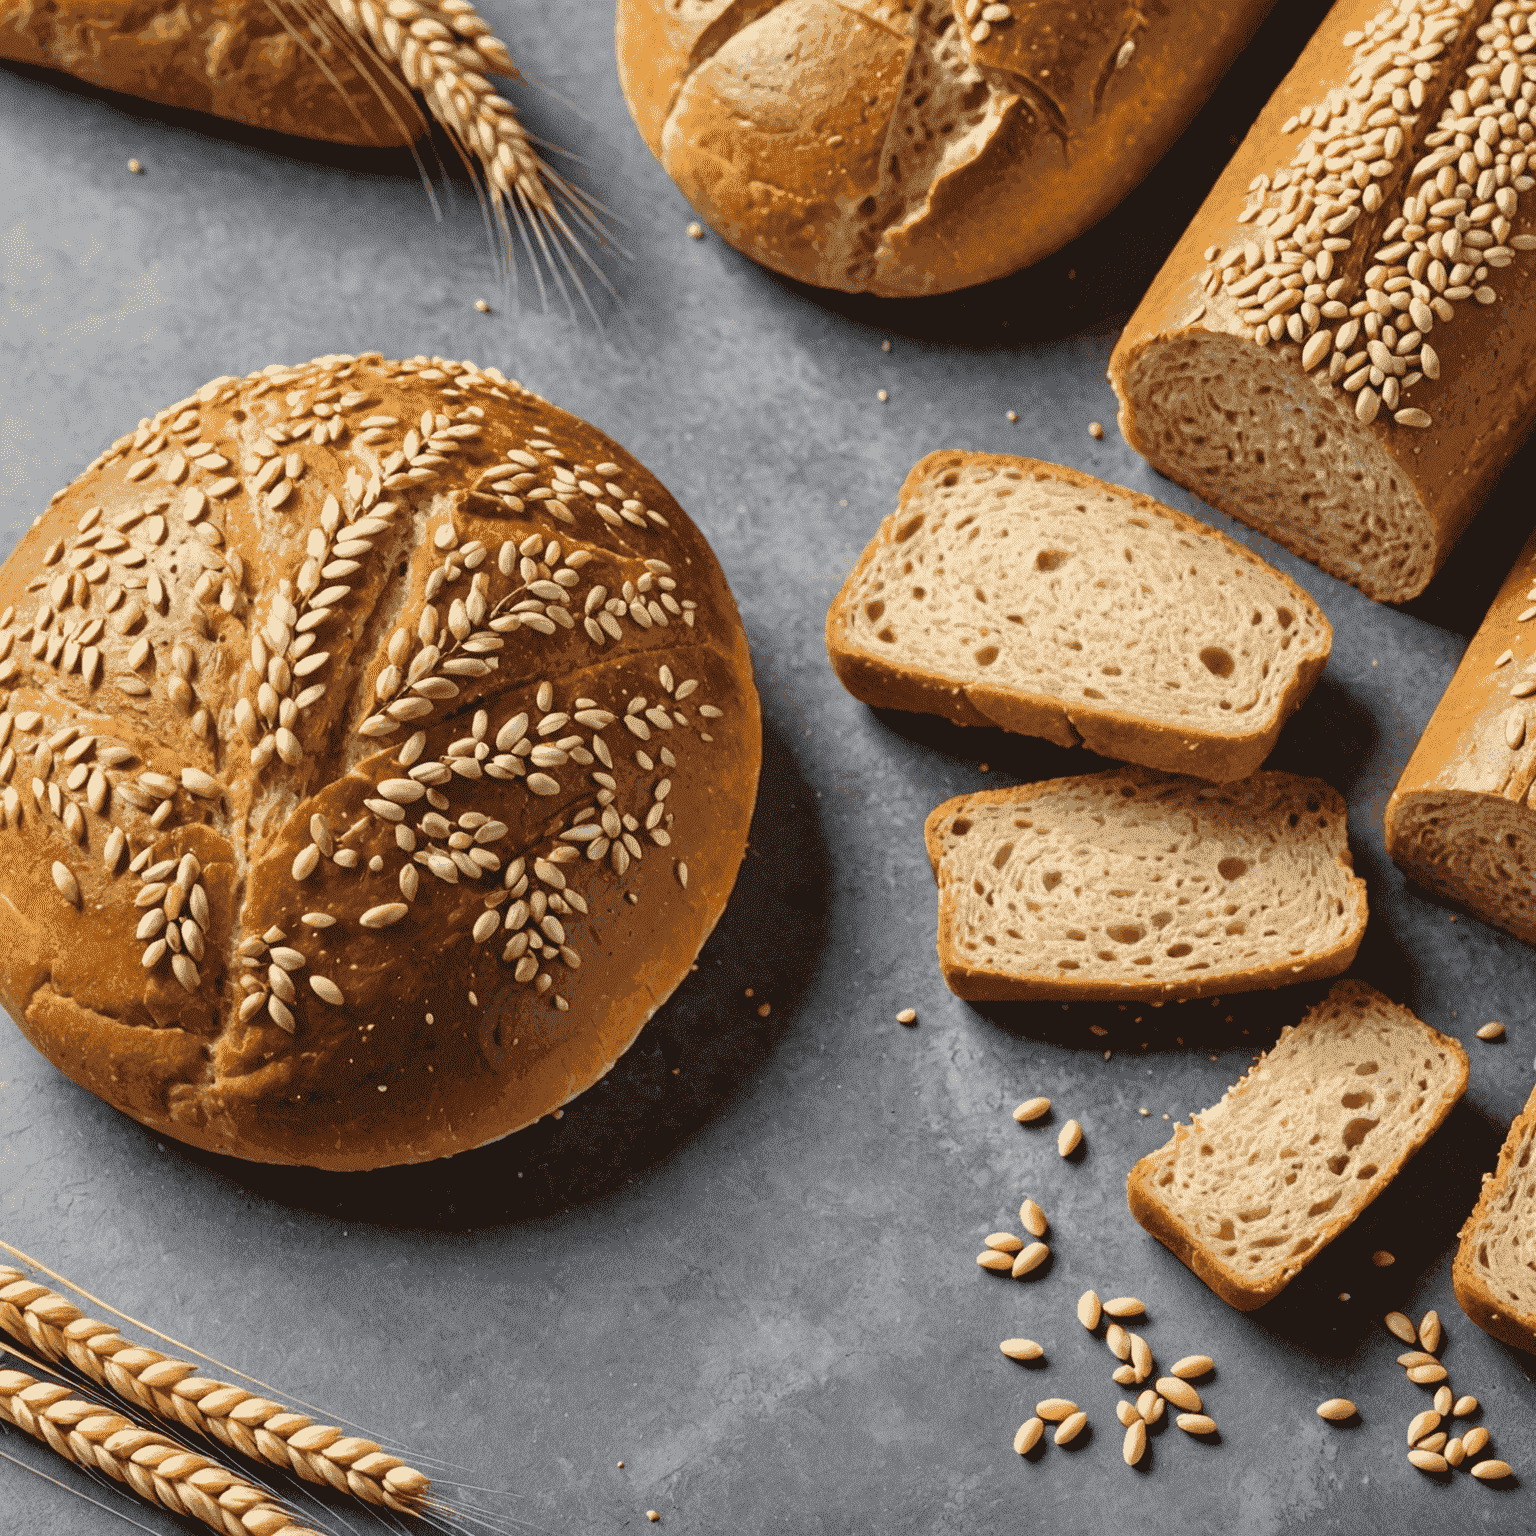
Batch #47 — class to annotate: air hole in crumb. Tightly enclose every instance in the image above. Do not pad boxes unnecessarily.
[950,817,972,837]
[975,645,999,667]
[876,626,895,643]
[1036,550,1070,572]
[1106,924,1144,944]
[1217,857,1248,881]
[895,515,926,540]
[1042,871,1062,890]
[1340,1091,1372,1109]
[1356,1164,1378,1179]
[992,841,1014,869]
[1276,607,1295,628]
[1342,1117,1377,1149]
[1200,647,1234,677]
[864,600,885,621]
[1165,943,1192,957]
[1327,1154,1349,1175]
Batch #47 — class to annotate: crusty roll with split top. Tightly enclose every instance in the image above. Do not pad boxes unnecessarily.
[1110,0,1536,602]
[0,352,760,1169]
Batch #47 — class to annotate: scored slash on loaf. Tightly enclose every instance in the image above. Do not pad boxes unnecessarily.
[925,767,1367,1002]
[1110,0,1536,603]
[827,452,1331,783]
[0,353,760,1169]
[1128,980,1468,1310]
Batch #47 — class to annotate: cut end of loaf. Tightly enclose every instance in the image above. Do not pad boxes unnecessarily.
[1454,1084,1536,1355]
[1387,789,1536,947]
[1130,979,1468,1310]
[927,768,1366,1003]
[1115,330,1436,603]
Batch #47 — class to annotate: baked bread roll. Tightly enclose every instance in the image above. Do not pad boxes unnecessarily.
[826,451,1332,782]
[1109,0,1536,602]
[614,0,1277,297]
[0,352,760,1169]
[1454,1082,1536,1354]
[1385,523,1536,942]
[0,0,411,145]
[1129,979,1468,1310]
[925,768,1368,1002]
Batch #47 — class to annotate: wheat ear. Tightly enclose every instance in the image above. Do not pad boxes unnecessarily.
[0,1362,323,1536]
[0,1268,430,1516]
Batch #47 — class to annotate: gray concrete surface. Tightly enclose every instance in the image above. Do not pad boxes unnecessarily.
[2,2,1535,1531]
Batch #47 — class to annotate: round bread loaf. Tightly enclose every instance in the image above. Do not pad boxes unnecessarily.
[614,0,1275,296]
[0,353,760,1169]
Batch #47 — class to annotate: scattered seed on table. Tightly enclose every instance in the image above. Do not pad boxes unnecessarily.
[1058,1119,1083,1156]
[1013,1417,1044,1455]
[1176,1414,1217,1436]
[1408,1410,1441,1447]
[1014,1097,1051,1123]
[1453,1396,1478,1417]
[1104,1297,1145,1319]
[1158,1378,1201,1413]
[1434,1386,1452,1416]
[1419,1310,1442,1352]
[1463,1427,1491,1457]
[1020,1198,1048,1238]
[986,1232,1024,1254]
[1317,1399,1357,1421]
[1477,1021,1505,1040]
[977,1250,1013,1272]
[1106,1323,1131,1361]
[1446,1437,1466,1467]
[1055,1411,1088,1446]
[1408,1449,1448,1474]
[1078,1290,1102,1331]
[1000,1338,1044,1362]
[1372,1250,1395,1267]
[896,1008,917,1024]
[1471,1459,1513,1481]
[1116,1401,1141,1428]
[1408,1363,1448,1385]
[1012,1242,1049,1278]
[1418,1432,1448,1454]
[1123,1418,1147,1466]
[1385,1312,1417,1344]
[1398,1352,1438,1369]
[1036,1399,1077,1423]
[1171,1355,1214,1380]
[1130,1335,1153,1381]
[1112,1365,1138,1386]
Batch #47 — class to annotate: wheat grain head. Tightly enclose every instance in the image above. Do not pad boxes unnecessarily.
[0,1363,324,1536]
[0,1267,430,1516]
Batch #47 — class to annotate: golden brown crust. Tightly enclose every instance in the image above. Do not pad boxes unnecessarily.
[1384,522,1536,941]
[1129,980,1470,1311]
[1107,0,1536,602]
[0,353,761,1168]
[1453,1083,1536,1354]
[614,0,1275,297]
[0,0,414,146]
[923,771,1368,1003]
[825,451,1332,781]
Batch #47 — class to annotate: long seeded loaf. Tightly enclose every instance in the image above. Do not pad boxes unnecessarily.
[1453,1083,1536,1354]
[924,768,1368,1003]
[1107,0,1536,603]
[1129,979,1469,1310]
[1385,522,1536,944]
[826,452,1332,783]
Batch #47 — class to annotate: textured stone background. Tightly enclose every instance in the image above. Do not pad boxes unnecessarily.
[3,2,1535,1530]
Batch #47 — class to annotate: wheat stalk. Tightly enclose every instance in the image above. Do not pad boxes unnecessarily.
[0,1361,323,1536]
[0,1266,430,1517]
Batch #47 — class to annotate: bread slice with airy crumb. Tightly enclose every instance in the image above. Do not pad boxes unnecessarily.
[827,452,1331,783]
[924,767,1367,1003]
[1129,980,1468,1311]
[1454,1084,1536,1355]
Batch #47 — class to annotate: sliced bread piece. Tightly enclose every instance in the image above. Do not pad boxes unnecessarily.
[1128,980,1468,1311]
[925,768,1367,1003]
[827,452,1331,782]
[1453,1084,1536,1356]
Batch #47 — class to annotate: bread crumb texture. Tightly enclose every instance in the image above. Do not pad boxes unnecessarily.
[926,767,1366,1002]
[1131,979,1468,1309]
[0,353,759,1168]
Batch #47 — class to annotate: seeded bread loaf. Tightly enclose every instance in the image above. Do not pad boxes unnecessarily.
[1385,524,1536,942]
[924,768,1368,1002]
[1108,0,1536,603]
[1128,979,1468,1310]
[614,0,1277,297]
[0,0,411,145]
[0,352,760,1169]
[826,451,1332,782]
[1453,1082,1536,1354]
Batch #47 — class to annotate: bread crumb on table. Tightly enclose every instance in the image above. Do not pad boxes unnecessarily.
[474,298,491,313]
[1372,1250,1395,1267]
[896,1008,917,1024]
[882,339,892,352]
[127,158,143,174]
[1006,410,1018,422]
[648,1513,660,1524]
[1088,421,1104,439]
[877,389,889,402]
[686,222,703,239]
